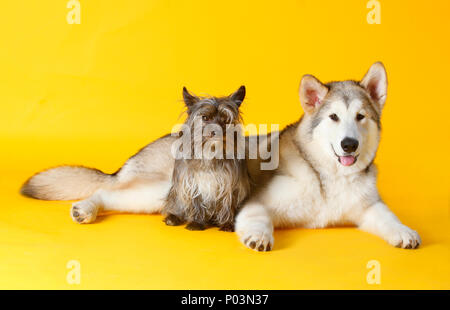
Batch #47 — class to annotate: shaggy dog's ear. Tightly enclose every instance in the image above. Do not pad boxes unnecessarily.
[299,75,329,114]
[229,85,246,107]
[360,62,387,109]
[182,87,199,107]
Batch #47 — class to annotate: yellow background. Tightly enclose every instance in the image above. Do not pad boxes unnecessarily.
[0,0,449,289]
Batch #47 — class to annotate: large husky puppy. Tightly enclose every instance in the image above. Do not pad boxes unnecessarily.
[235,62,421,251]
[20,63,421,252]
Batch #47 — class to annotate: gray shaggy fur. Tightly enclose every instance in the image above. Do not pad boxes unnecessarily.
[163,86,250,231]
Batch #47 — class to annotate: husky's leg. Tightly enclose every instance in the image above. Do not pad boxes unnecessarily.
[70,178,171,224]
[235,201,274,251]
[71,197,100,224]
[357,201,421,249]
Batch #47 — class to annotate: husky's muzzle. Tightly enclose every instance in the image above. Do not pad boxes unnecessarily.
[331,141,359,167]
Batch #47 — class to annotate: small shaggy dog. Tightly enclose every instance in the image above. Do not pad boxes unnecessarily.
[163,86,250,231]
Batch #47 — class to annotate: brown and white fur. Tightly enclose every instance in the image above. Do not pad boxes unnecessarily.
[20,87,249,226]
[162,86,250,231]
[20,62,421,252]
[235,62,421,251]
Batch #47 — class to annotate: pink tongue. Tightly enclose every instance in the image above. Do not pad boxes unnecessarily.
[340,156,355,166]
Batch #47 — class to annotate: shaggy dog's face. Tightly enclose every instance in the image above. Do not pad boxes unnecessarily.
[181,86,245,159]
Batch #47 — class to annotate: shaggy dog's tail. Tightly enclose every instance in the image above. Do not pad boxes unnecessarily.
[20,166,116,201]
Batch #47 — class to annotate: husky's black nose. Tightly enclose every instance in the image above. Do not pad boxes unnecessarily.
[341,138,359,153]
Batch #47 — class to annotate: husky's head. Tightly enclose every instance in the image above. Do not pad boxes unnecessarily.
[299,62,387,174]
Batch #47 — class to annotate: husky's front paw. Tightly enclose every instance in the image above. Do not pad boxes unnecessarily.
[71,200,97,224]
[387,224,421,249]
[241,230,274,252]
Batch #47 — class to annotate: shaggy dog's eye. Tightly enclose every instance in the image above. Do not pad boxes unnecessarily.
[202,115,211,121]
[329,114,339,122]
[220,115,231,124]
[356,113,365,121]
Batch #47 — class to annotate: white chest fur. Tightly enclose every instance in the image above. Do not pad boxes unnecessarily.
[259,158,378,229]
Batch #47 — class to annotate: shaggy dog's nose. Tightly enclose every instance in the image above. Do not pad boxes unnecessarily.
[341,138,359,153]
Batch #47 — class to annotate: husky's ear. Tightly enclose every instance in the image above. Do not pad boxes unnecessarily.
[182,87,199,107]
[360,62,387,109]
[299,75,329,114]
[229,85,246,107]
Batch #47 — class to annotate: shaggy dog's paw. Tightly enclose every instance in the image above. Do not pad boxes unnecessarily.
[163,214,184,226]
[387,224,421,249]
[219,223,234,232]
[241,230,274,252]
[71,201,97,224]
[185,222,206,231]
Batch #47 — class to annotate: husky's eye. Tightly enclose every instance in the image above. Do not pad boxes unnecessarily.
[356,113,365,121]
[329,114,339,122]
